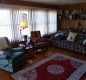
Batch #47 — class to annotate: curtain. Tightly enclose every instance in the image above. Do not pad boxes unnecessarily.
[0,8,13,41]
[48,11,57,34]
[0,5,57,41]
[32,10,48,36]
[31,10,57,36]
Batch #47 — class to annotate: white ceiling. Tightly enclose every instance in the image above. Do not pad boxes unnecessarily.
[21,0,86,5]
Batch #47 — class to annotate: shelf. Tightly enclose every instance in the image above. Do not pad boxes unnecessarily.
[58,13,86,20]
[57,9,86,20]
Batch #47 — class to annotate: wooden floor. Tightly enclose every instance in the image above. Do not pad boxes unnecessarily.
[0,46,86,80]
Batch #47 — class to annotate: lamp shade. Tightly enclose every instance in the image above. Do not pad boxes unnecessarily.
[20,21,28,29]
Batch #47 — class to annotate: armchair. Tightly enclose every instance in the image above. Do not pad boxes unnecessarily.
[0,37,27,72]
[30,31,49,53]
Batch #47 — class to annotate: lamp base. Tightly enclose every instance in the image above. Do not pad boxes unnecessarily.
[23,35,28,42]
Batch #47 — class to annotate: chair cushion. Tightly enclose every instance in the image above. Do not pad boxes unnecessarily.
[36,38,46,43]
[0,37,9,50]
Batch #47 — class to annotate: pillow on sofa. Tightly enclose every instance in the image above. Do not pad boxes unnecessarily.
[54,35,66,41]
[75,37,85,45]
[54,32,66,41]
[83,39,86,45]
[67,32,78,42]
[54,33,64,37]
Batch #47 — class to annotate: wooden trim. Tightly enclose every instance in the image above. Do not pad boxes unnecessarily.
[1,0,58,9]
[58,2,86,10]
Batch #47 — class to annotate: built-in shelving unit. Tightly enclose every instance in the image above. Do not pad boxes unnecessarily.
[57,9,86,20]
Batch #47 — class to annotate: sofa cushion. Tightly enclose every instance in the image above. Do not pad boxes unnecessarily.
[67,32,78,42]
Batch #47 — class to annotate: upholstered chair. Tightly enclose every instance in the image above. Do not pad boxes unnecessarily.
[0,37,27,72]
[30,31,49,53]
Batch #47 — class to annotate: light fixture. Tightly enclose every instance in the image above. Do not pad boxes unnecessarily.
[20,21,28,42]
[20,21,28,29]
[20,13,29,43]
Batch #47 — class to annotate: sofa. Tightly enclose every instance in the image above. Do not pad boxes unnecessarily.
[52,28,86,54]
[0,37,27,72]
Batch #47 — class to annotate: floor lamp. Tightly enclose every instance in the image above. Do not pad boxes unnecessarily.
[20,21,28,42]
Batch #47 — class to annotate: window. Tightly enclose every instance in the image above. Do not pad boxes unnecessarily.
[48,11,57,34]
[32,10,48,36]
[0,6,57,41]
[0,9,12,40]
[31,10,57,36]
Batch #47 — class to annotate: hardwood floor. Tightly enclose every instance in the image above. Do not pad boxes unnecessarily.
[0,46,86,80]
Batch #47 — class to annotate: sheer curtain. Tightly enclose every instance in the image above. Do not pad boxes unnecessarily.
[0,7,32,41]
[48,11,57,34]
[32,10,48,36]
[0,8,13,41]
[32,10,57,36]
[0,5,57,41]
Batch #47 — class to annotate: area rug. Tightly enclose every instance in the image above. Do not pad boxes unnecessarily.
[11,53,86,80]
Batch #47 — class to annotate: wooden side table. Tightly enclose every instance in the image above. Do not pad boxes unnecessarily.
[25,44,33,59]
[19,41,32,59]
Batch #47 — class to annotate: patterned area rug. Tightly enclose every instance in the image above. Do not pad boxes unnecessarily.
[11,53,86,80]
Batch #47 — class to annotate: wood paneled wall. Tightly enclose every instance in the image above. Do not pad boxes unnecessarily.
[58,2,86,30]
[58,2,86,10]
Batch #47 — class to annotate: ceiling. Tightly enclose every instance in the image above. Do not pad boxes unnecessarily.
[21,0,86,5]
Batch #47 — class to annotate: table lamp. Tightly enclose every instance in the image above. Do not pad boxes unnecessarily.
[20,21,28,42]
[20,21,28,30]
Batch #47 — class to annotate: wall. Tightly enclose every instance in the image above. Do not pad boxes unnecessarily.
[58,2,86,30]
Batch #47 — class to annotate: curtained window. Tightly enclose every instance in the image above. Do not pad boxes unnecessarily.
[0,6,57,41]
[0,9,12,40]
[48,11,57,34]
[31,10,48,36]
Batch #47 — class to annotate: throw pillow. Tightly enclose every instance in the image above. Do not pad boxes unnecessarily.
[75,38,85,45]
[67,32,78,42]
[54,33,64,37]
[54,35,66,41]
[54,32,66,41]
[83,39,86,45]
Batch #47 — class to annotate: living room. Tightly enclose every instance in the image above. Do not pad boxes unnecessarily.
[0,0,86,80]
